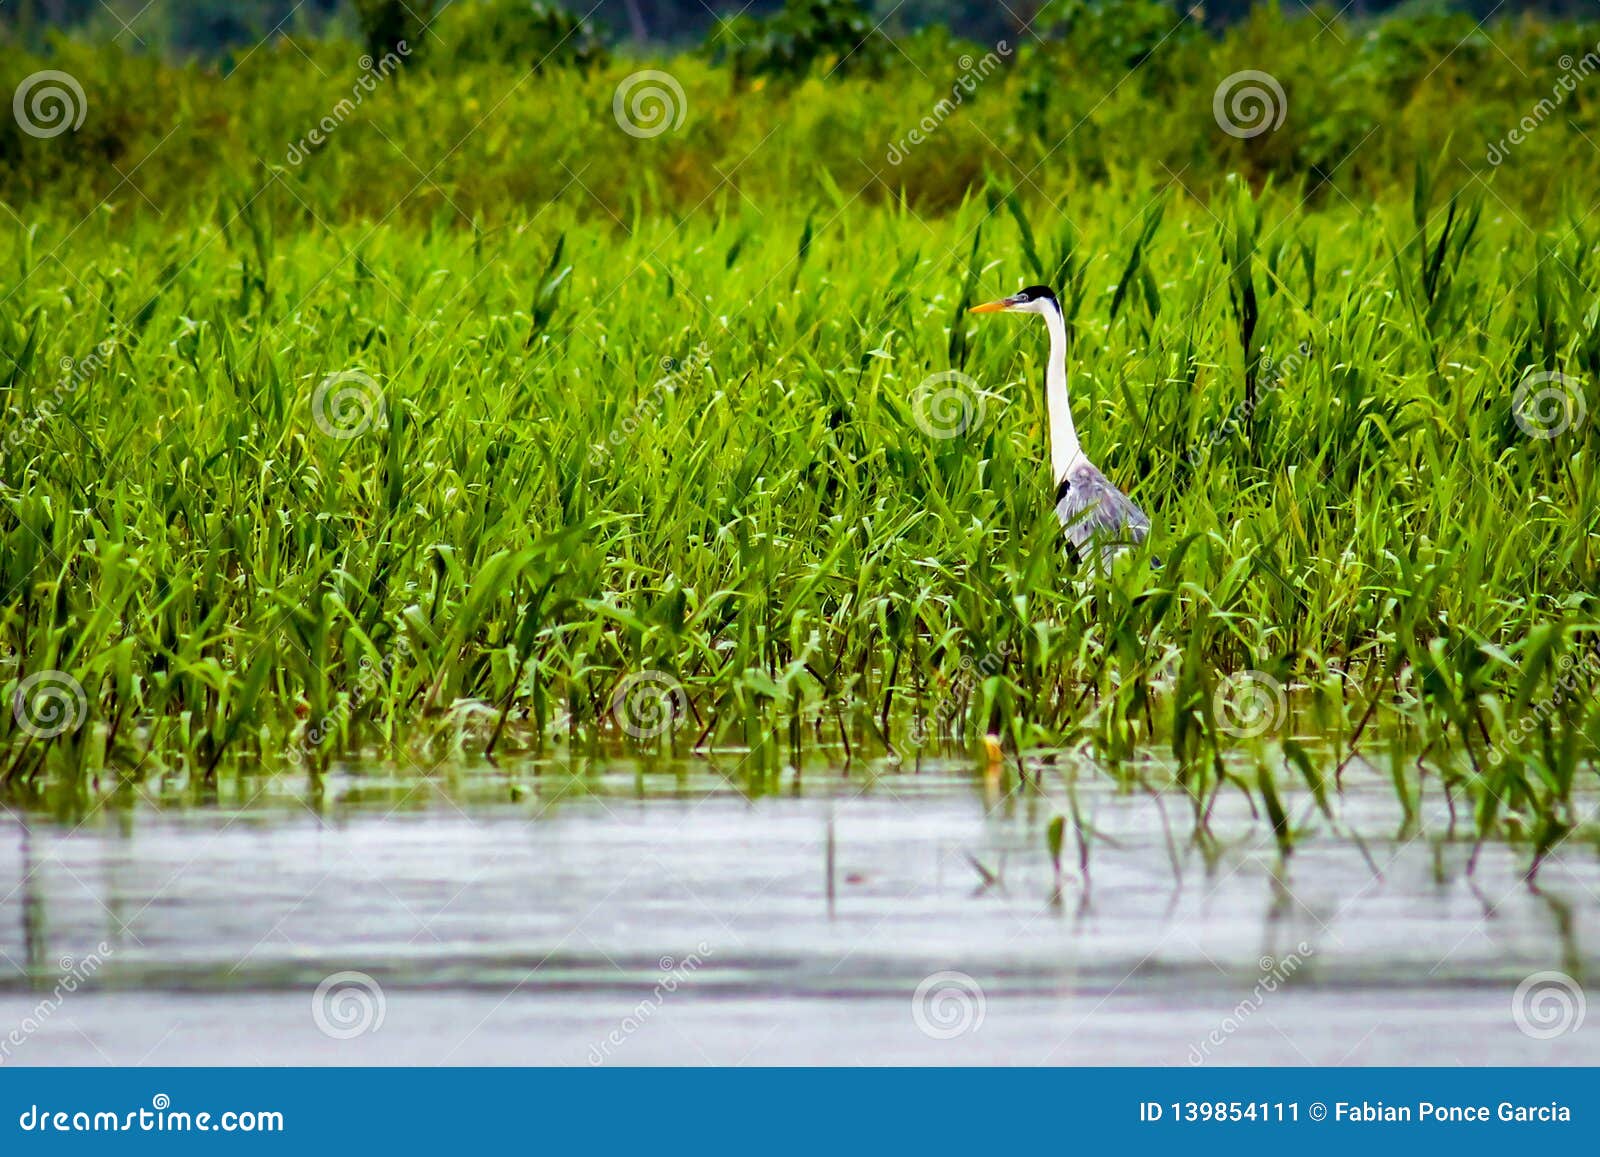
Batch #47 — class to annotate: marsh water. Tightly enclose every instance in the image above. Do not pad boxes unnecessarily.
[1,751,1596,1065]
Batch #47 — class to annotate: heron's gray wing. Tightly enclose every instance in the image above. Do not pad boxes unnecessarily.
[1055,458,1150,570]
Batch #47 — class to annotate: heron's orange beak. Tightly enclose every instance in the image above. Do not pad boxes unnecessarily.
[969,296,1018,314]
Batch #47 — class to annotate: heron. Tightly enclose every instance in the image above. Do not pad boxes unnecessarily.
[970,285,1151,572]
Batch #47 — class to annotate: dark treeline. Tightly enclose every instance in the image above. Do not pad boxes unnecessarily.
[1,0,1592,54]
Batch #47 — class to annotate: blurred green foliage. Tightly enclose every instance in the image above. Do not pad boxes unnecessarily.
[435,0,611,71]
[352,0,435,59]
[2,0,1594,55]
[707,0,887,85]
[2,3,1598,219]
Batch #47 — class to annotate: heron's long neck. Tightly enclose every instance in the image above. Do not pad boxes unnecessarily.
[1042,305,1081,482]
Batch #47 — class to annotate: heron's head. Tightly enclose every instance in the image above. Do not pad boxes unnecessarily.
[969,285,1059,317]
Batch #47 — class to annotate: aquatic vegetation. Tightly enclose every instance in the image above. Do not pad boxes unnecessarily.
[0,7,1597,856]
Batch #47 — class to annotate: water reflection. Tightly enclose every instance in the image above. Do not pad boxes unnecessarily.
[0,752,1596,1064]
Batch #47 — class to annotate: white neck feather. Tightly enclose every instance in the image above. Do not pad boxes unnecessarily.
[1041,304,1081,482]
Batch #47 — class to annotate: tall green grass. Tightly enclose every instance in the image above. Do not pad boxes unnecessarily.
[1,8,1598,854]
